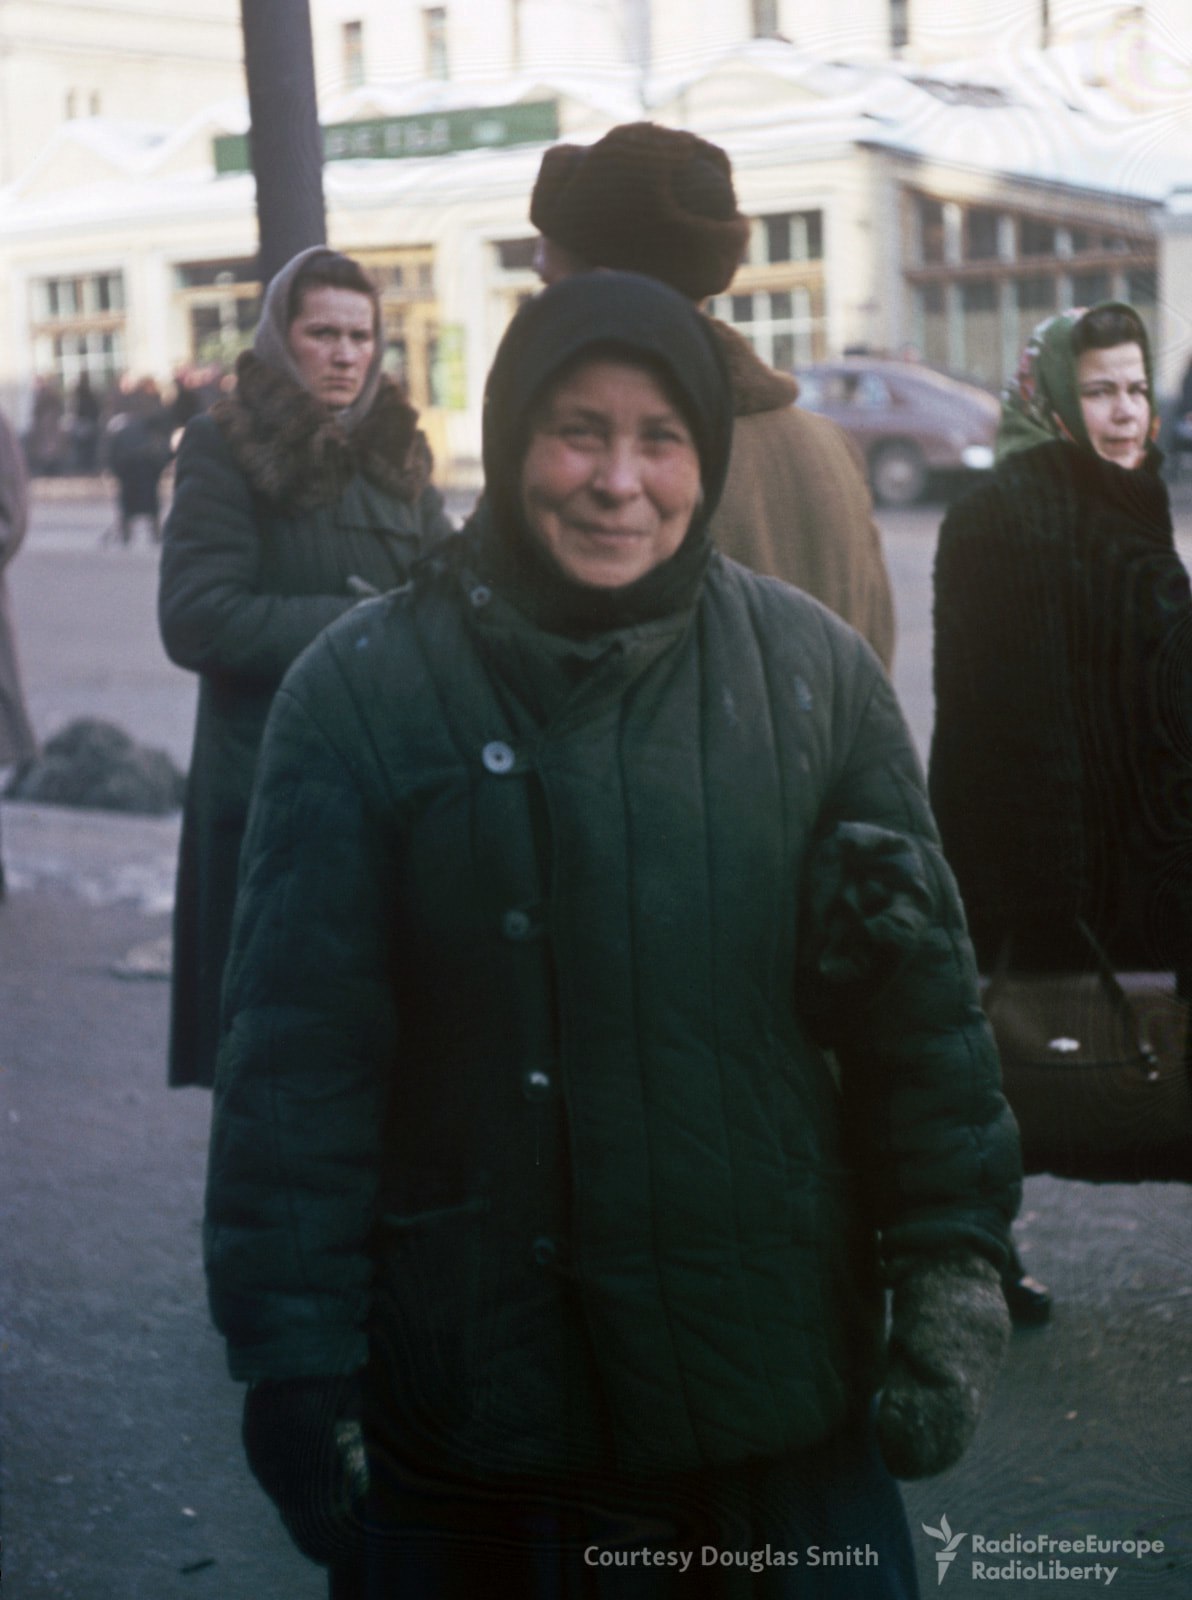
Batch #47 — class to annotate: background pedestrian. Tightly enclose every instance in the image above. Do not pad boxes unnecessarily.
[929,301,1192,1315]
[104,377,172,544]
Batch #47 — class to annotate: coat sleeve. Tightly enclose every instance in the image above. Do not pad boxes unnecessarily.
[204,646,397,1380]
[798,645,1021,1274]
[928,477,1086,935]
[158,415,353,686]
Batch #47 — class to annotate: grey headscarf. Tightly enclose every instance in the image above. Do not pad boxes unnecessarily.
[252,245,385,434]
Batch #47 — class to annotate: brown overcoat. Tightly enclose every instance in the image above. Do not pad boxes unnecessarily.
[0,409,38,766]
[707,318,896,669]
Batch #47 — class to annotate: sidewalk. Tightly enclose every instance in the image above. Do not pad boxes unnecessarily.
[2,799,179,914]
[0,800,323,1600]
[4,796,1192,1597]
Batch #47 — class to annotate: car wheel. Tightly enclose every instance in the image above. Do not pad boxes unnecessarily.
[869,442,927,507]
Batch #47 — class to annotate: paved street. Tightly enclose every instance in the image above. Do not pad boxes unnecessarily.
[1,483,1191,1597]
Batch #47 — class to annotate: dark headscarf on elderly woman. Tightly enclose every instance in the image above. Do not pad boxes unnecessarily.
[251,245,385,433]
[471,271,734,638]
[995,299,1157,464]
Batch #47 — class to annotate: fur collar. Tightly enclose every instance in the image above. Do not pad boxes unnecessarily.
[704,317,799,417]
[211,352,427,509]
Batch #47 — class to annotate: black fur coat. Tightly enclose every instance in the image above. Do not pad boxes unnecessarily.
[928,440,1192,974]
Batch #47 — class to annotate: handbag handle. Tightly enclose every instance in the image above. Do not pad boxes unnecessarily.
[991,918,1162,1082]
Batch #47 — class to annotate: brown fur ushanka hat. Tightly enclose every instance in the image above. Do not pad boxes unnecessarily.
[529,122,750,301]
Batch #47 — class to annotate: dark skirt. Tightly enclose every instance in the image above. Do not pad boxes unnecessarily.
[341,1413,919,1600]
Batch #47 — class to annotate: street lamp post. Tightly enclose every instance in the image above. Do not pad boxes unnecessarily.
[239,0,327,288]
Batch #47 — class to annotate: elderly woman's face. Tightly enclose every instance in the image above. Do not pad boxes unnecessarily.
[1076,342,1149,469]
[287,286,376,408]
[520,358,702,589]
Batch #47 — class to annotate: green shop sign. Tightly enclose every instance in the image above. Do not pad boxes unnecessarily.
[215,100,558,175]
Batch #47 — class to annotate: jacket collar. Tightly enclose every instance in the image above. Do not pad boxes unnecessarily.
[434,522,697,735]
[703,316,799,418]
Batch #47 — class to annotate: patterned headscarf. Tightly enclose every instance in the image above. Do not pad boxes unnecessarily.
[995,301,1156,464]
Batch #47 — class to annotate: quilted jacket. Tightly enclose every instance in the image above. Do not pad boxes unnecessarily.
[205,534,1019,1481]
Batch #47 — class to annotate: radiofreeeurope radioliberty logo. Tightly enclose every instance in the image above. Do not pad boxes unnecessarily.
[923,1516,967,1585]
[921,1518,1165,1587]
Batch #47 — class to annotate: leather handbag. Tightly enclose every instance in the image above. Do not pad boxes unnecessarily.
[980,922,1192,1182]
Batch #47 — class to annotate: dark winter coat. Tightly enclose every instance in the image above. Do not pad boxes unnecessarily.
[106,405,172,517]
[205,530,1019,1483]
[929,440,1192,973]
[158,357,454,1087]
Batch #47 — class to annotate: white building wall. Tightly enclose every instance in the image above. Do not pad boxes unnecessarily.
[0,1,242,184]
[777,0,890,59]
[2,0,1187,453]
[309,0,627,94]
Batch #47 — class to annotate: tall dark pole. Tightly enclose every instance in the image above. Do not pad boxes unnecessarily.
[240,0,327,288]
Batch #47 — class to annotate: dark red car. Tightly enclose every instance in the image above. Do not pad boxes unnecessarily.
[794,358,999,506]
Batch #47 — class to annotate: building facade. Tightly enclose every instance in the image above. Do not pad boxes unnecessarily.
[0,0,1187,481]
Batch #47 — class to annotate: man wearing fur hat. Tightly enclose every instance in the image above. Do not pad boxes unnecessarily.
[530,121,896,668]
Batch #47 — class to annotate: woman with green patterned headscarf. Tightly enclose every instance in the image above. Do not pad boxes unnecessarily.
[994,301,1157,466]
[929,302,1192,1314]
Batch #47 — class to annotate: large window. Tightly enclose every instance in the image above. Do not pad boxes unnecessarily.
[355,245,442,405]
[890,0,909,51]
[917,197,946,265]
[423,7,448,80]
[489,238,538,373]
[31,271,126,387]
[1014,275,1057,353]
[906,190,1156,388]
[751,0,779,38]
[175,258,261,366]
[708,210,826,369]
[966,208,1000,262]
[342,20,365,88]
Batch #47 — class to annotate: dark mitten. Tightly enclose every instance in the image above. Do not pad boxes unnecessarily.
[877,1252,1010,1480]
[242,1375,369,1565]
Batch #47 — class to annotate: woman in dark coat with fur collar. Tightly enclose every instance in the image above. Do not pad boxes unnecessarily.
[206,273,1019,1598]
[929,302,1192,1270]
[159,247,452,1089]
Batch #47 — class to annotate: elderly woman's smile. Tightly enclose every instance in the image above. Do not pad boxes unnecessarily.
[519,358,702,589]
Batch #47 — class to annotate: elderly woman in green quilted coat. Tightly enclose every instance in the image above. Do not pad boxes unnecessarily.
[205,273,1020,1599]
